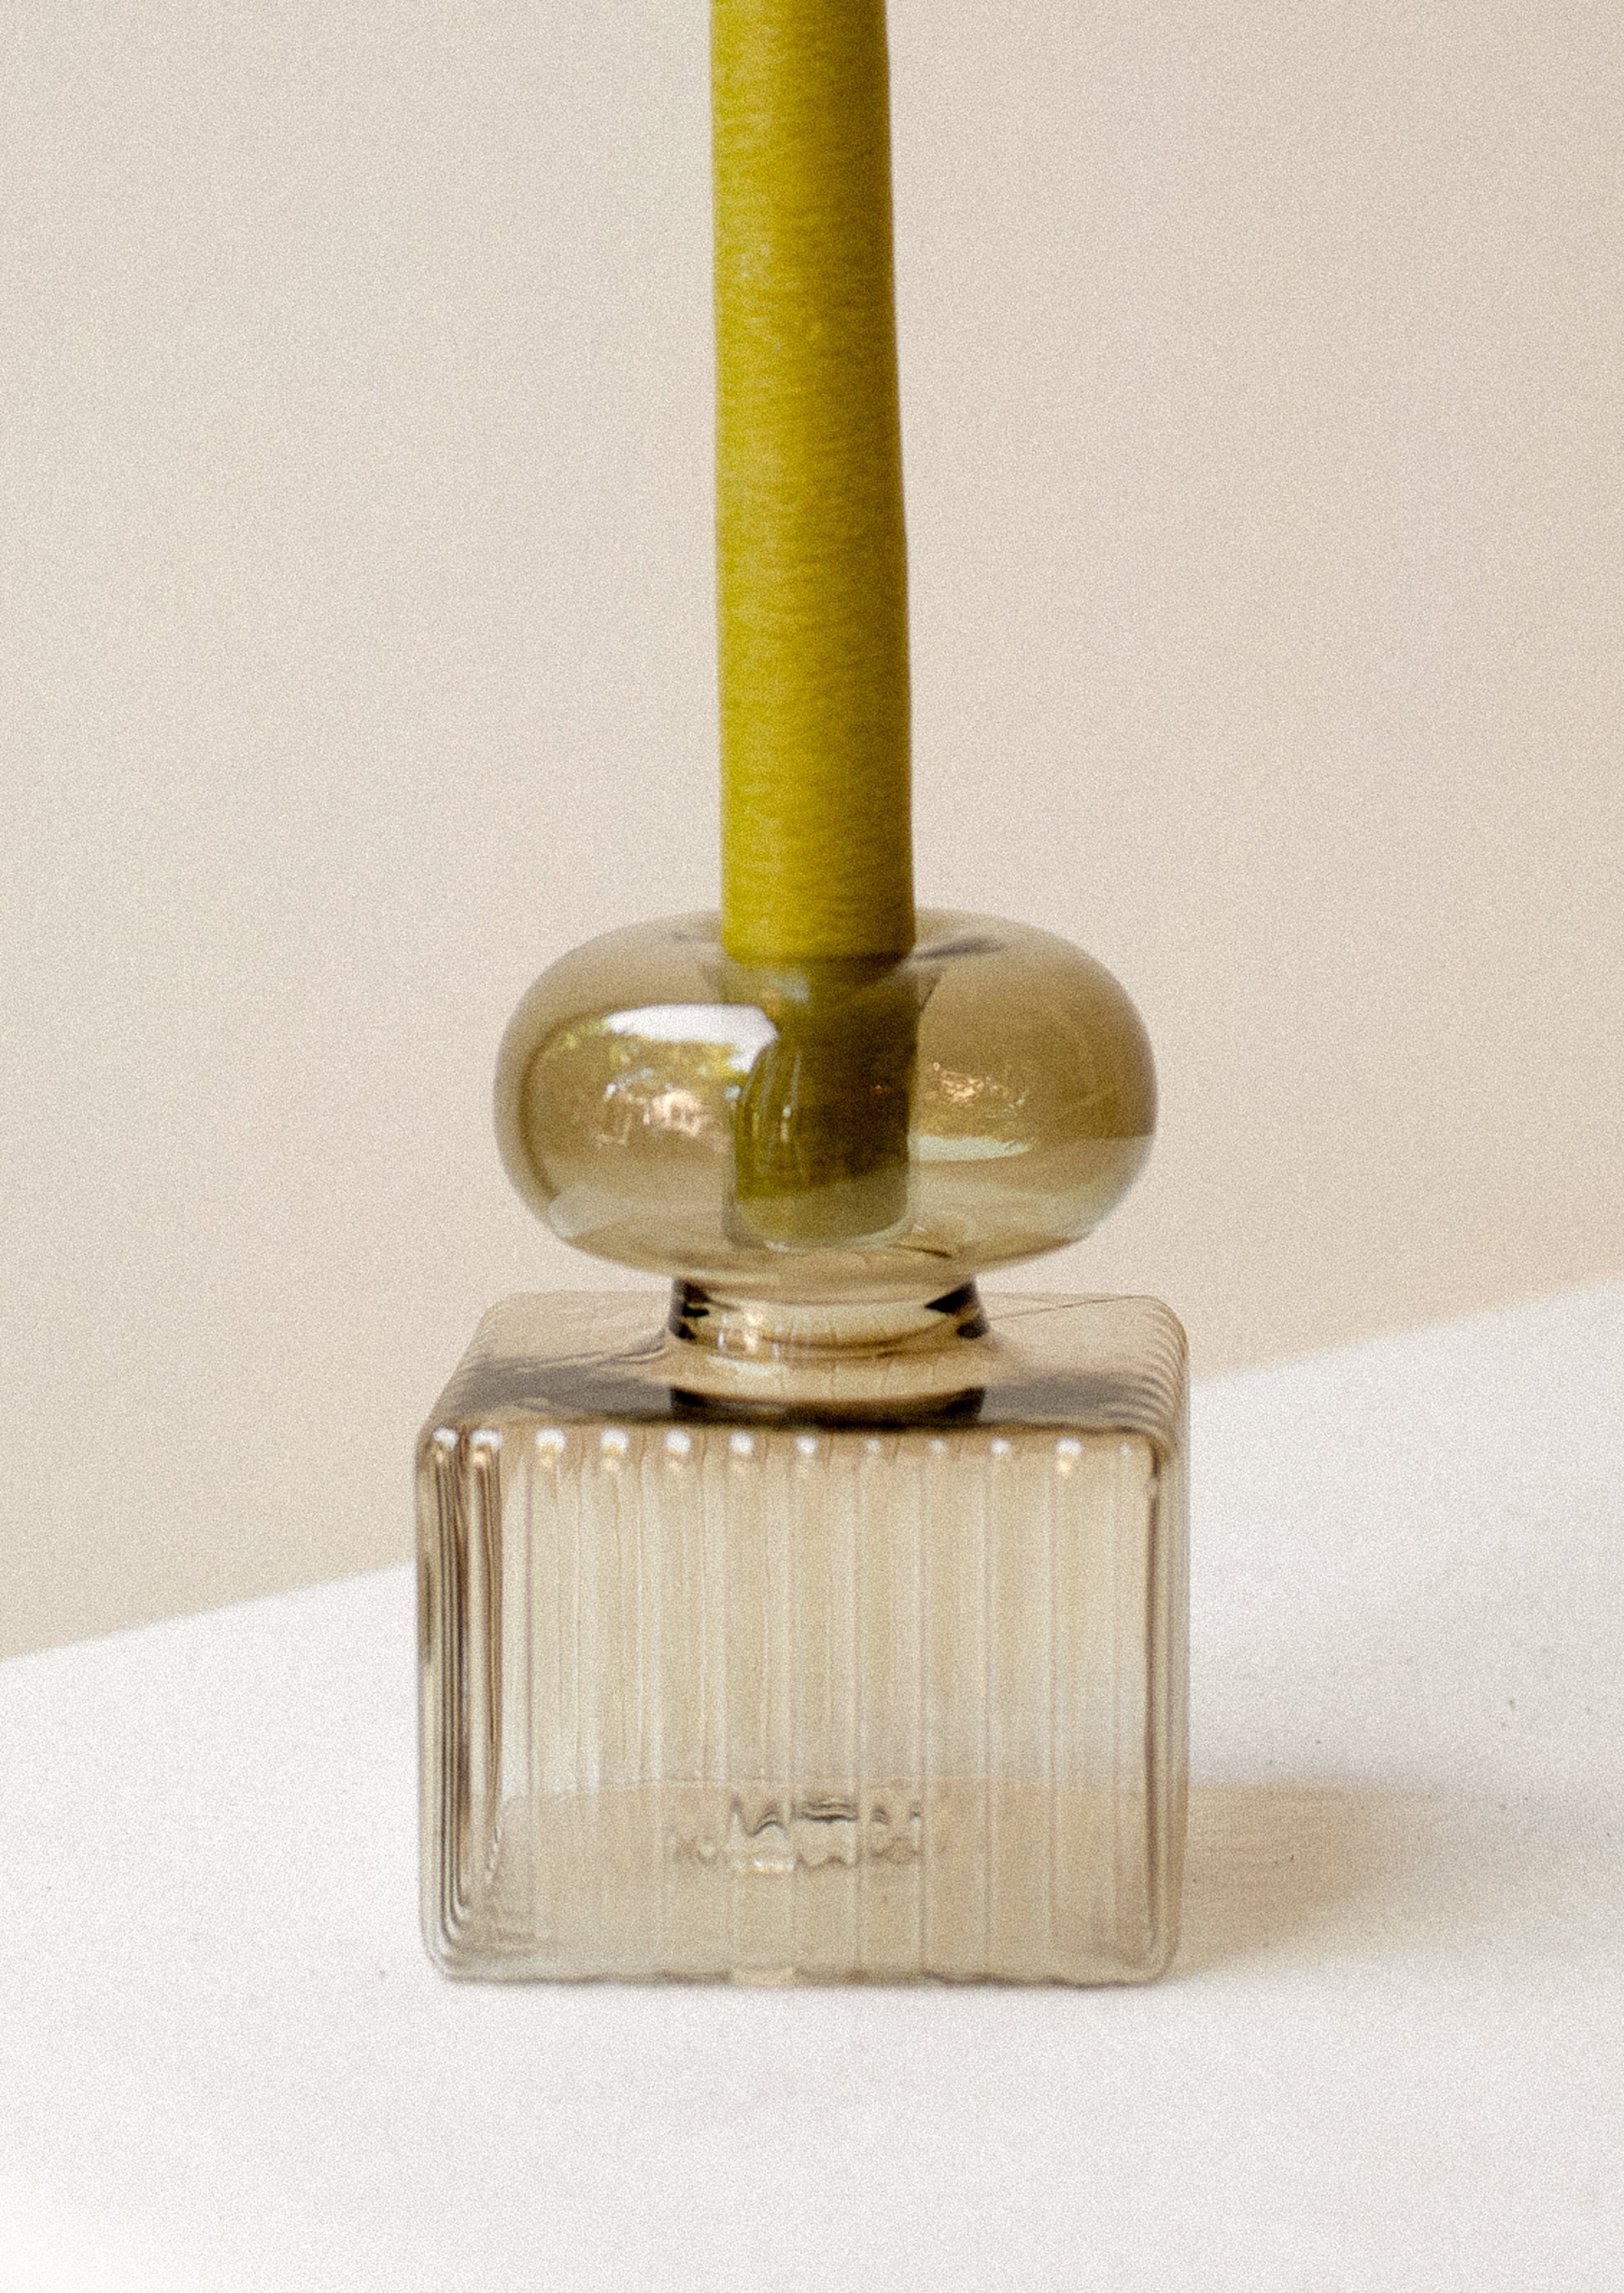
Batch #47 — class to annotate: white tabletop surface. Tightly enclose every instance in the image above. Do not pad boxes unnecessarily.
[3,1282,1621,2290]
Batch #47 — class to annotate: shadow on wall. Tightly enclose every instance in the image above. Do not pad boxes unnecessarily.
[1176,1782,1602,1974]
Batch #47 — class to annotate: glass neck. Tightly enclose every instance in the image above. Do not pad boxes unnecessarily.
[663,1280,991,1416]
[668,1279,988,1361]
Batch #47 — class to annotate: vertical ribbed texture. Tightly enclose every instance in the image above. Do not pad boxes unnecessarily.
[422,1419,1179,1982]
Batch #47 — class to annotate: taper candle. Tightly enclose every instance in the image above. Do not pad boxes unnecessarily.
[714,0,915,967]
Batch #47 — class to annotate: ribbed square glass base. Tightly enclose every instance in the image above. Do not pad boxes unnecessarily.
[419,1290,1188,1984]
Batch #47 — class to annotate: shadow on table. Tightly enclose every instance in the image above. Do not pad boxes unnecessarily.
[1173,1781,1576,1974]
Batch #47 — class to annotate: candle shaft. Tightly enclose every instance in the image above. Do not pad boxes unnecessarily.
[714,0,914,966]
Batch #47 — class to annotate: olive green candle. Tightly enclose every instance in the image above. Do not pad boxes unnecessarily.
[713,0,915,968]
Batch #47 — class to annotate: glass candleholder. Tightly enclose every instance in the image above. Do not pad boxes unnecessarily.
[419,912,1188,1983]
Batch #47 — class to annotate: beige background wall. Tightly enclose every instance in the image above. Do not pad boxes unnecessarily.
[4,0,1620,1657]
